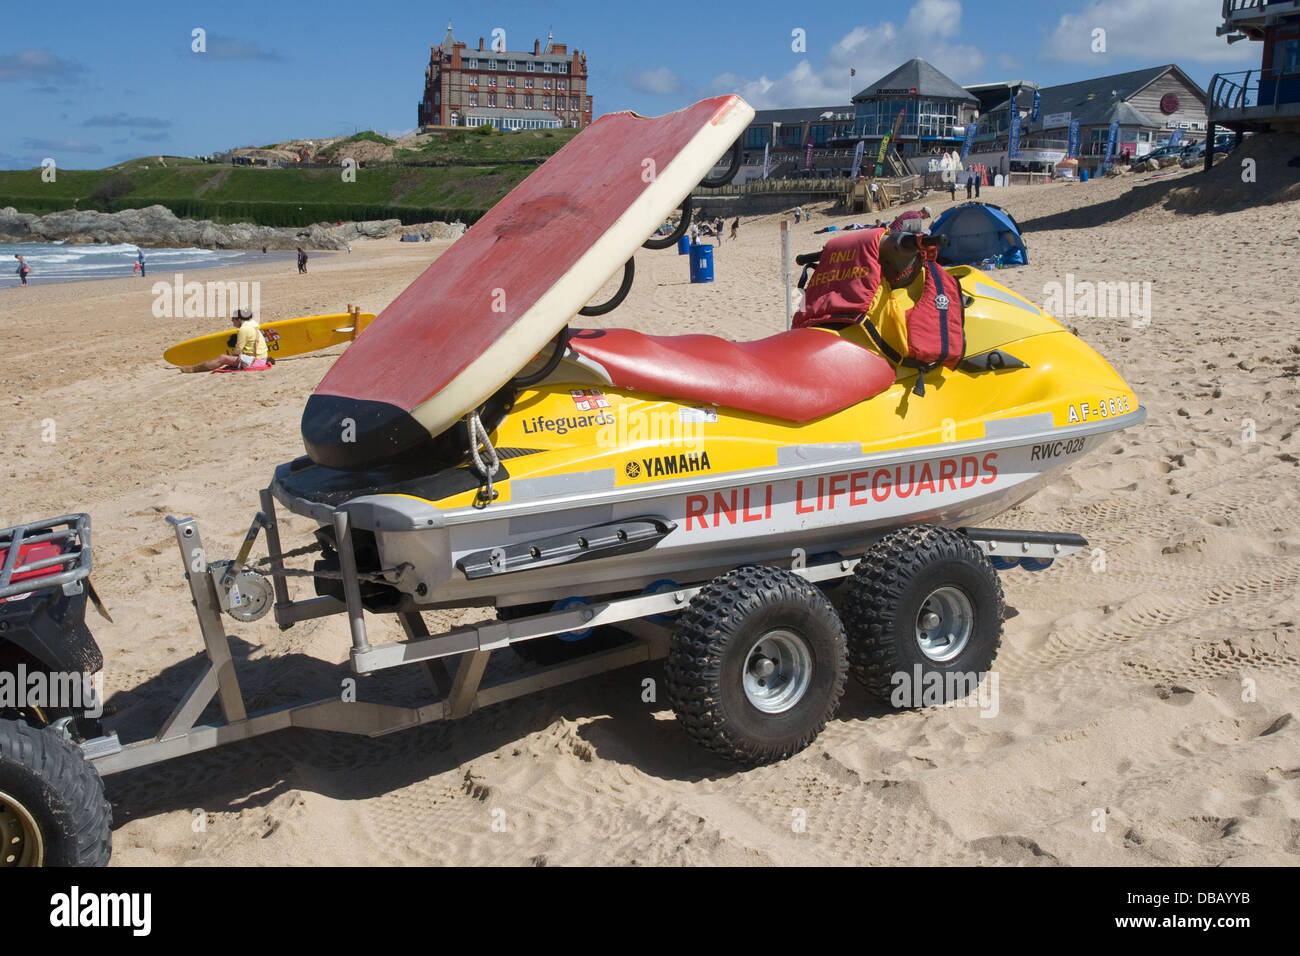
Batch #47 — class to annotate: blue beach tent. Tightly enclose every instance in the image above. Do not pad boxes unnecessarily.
[930,202,1027,267]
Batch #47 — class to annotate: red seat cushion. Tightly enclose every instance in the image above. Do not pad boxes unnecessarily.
[568,327,895,421]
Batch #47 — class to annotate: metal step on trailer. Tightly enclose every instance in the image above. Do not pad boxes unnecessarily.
[960,527,1088,559]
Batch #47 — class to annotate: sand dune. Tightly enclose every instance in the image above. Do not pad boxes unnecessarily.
[3,166,1297,866]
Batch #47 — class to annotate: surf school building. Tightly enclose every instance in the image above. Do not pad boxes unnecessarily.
[417,22,593,131]
[733,57,978,180]
[850,58,979,160]
[964,65,1209,178]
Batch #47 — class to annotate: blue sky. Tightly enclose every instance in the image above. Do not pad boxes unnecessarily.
[0,0,1258,168]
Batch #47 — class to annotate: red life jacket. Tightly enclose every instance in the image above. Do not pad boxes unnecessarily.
[792,228,887,328]
[793,229,965,395]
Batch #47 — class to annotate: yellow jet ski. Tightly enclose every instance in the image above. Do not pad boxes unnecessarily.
[255,95,1144,764]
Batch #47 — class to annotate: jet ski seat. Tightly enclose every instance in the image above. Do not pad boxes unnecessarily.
[567,327,896,422]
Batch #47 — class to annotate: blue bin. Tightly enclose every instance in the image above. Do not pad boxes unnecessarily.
[690,243,714,283]
[1080,169,1090,183]
[677,234,691,255]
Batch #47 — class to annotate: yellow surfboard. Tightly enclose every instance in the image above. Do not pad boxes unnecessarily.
[163,311,376,367]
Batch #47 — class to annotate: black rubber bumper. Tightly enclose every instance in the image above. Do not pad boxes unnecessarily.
[300,394,434,471]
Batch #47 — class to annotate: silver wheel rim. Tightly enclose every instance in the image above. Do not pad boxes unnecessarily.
[915,586,974,663]
[0,787,44,867]
[742,629,813,714]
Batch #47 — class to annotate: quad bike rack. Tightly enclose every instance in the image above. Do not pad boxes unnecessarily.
[82,489,1088,776]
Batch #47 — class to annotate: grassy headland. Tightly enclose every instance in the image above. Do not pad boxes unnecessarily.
[0,127,581,226]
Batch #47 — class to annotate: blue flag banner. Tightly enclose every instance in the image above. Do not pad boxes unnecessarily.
[850,139,865,179]
[1067,119,1082,159]
[1103,120,1120,169]
[1167,129,1184,147]
[762,143,770,180]
[804,140,814,172]
[1031,89,1041,123]
[1008,112,1022,159]
[961,119,978,160]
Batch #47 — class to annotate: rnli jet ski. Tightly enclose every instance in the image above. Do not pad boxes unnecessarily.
[246,94,1145,764]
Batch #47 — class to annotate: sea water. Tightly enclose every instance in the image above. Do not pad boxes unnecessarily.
[0,241,297,287]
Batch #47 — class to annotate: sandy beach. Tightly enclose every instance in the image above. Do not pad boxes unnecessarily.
[2,167,1297,866]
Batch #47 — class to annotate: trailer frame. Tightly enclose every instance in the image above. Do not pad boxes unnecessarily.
[79,489,1085,776]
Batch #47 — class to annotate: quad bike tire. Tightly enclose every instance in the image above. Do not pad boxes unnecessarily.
[665,565,847,766]
[0,717,111,866]
[841,525,1004,704]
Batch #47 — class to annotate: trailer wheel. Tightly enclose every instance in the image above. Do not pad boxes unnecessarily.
[842,526,1004,704]
[665,566,847,765]
[0,718,111,866]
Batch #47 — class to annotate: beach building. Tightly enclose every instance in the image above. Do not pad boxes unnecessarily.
[851,58,979,160]
[738,105,856,180]
[732,58,978,182]
[1208,0,1300,147]
[417,22,593,131]
[966,65,1208,178]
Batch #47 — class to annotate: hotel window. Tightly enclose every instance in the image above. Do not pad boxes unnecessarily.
[525,94,533,108]
[469,92,478,106]
[559,63,568,74]
[543,96,551,109]
[525,78,534,89]
[486,93,495,107]
[488,59,497,70]
[543,78,552,90]
[466,58,478,69]
[506,94,515,108]
[557,79,567,91]
[527,61,535,72]
[488,75,497,87]
[506,77,515,88]
[469,75,478,86]
[543,62,553,73]
[506,60,517,71]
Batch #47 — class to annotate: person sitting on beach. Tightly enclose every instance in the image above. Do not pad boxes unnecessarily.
[180,308,271,373]
[889,206,932,236]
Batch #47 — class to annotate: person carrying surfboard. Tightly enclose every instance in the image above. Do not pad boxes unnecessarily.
[179,308,271,373]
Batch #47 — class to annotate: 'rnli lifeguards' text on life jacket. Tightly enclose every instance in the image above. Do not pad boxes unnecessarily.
[792,228,964,396]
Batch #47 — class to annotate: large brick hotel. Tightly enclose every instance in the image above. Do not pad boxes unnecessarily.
[417,22,593,131]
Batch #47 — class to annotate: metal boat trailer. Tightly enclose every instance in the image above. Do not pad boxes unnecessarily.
[82,489,1087,776]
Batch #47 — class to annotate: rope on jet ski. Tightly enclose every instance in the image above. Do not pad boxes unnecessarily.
[466,410,501,506]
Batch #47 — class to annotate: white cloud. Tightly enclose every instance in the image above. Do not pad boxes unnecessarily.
[624,66,684,96]
[0,48,85,84]
[1045,0,1260,64]
[721,3,985,109]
